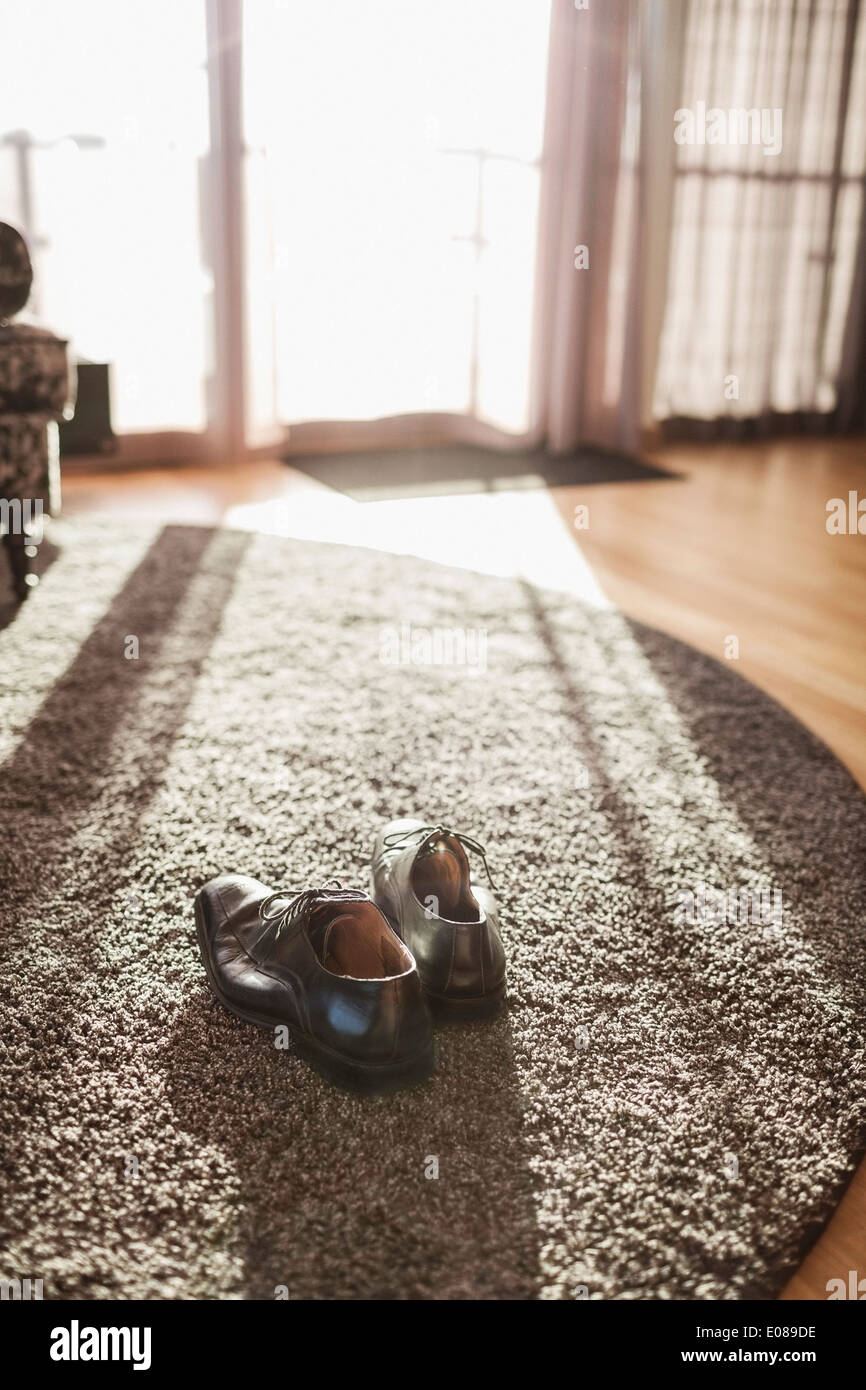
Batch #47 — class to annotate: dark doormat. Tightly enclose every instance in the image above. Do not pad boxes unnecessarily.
[1,517,864,1301]
[286,443,679,501]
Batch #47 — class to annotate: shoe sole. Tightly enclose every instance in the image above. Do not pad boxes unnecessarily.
[369,875,507,1023]
[193,893,435,1095]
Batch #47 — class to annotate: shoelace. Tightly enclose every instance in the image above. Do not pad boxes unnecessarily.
[258,878,370,939]
[382,824,497,891]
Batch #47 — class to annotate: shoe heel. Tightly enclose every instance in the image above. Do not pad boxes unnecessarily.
[291,1029,435,1095]
[424,980,507,1023]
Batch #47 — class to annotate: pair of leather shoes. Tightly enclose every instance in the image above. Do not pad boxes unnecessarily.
[195,817,507,1094]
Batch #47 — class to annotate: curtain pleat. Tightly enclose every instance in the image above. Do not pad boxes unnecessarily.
[531,0,655,454]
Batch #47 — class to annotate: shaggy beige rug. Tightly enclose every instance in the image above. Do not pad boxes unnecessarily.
[1,519,864,1299]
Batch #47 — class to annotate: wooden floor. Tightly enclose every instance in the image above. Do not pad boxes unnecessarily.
[60,434,866,1301]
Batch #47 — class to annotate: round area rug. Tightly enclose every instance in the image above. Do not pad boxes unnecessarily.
[1,518,865,1300]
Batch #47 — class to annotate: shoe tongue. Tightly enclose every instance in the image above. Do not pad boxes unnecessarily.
[412,832,479,923]
[305,899,347,955]
[306,900,405,979]
[419,832,466,866]
[322,912,388,978]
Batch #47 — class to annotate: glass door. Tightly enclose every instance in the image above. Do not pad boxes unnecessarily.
[0,0,214,454]
[241,0,552,447]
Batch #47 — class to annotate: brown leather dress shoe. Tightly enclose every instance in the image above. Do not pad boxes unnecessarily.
[195,876,434,1092]
[370,819,507,1020]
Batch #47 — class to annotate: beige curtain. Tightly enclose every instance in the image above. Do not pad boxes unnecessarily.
[653,0,866,434]
[529,0,684,455]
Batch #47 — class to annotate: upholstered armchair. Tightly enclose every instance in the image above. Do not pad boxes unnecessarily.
[0,221,74,601]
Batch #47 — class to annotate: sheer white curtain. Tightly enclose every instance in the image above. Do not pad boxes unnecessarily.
[653,0,866,431]
[532,0,650,454]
